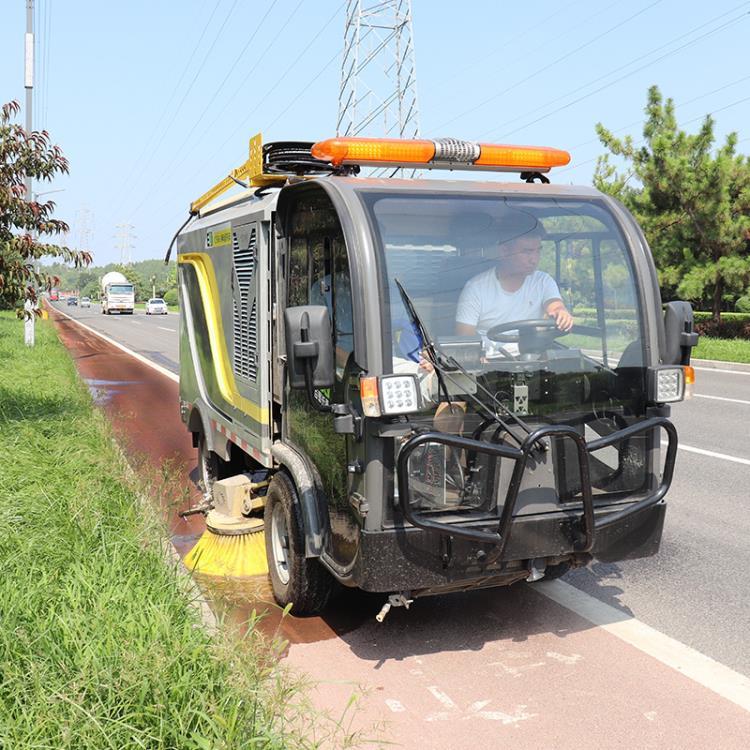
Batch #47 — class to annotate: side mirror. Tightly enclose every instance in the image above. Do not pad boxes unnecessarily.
[284,305,335,390]
[663,301,699,365]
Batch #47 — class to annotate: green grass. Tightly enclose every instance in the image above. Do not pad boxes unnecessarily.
[693,335,750,364]
[0,313,365,749]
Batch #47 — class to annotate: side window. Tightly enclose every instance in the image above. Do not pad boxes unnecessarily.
[287,194,355,390]
[288,237,308,307]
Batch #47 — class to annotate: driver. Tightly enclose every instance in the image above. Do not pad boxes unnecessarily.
[454,218,573,343]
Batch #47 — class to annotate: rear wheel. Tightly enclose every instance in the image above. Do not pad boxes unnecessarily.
[264,472,333,615]
[197,432,227,497]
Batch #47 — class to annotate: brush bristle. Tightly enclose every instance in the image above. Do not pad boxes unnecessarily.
[184,528,268,578]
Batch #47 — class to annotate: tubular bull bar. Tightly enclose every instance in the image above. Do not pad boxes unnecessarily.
[395,416,678,560]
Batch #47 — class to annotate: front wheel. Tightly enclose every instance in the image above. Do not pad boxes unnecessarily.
[264,472,333,615]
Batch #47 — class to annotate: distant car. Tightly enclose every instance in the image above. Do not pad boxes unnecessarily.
[80,297,91,308]
[146,298,168,315]
[67,297,78,306]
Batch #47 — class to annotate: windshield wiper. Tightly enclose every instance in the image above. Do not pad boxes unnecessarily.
[393,279,537,448]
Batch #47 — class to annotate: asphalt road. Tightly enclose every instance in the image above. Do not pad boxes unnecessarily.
[55,300,180,373]
[49,300,750,746]
[53,300,750,673]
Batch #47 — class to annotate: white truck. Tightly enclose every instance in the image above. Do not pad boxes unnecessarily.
[100,271,135,315]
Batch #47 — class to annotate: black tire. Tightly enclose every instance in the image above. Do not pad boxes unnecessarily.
[264,472,333,615]
[197,432,224,497]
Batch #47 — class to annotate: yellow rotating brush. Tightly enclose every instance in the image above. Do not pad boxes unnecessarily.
[184,475,269,578]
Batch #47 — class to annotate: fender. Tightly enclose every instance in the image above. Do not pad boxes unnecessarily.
[271,442,327,557]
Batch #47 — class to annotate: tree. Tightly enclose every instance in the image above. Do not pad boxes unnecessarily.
[0,101,91,314]
[594,86,750,321]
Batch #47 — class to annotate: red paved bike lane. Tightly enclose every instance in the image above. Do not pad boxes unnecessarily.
[50,308,750,749]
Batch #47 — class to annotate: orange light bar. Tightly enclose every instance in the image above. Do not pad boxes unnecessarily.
[312,137,436,166]
[475,143,570,170]
[311,136,571,173]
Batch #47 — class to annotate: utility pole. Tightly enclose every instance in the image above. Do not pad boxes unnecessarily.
[24,0,34,199]
[337,0,421,149]
[114,223,136,265]
[24,0,35,346]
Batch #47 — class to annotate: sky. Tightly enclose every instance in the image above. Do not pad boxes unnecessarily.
[2,0,749,266]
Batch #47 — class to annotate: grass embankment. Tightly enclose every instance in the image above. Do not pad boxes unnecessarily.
[0,313,348,749]
[693,336,750,364]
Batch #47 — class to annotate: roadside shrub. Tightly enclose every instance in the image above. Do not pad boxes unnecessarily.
[693,312,750,339]
[736,295,750,313]
[163,289,178,306]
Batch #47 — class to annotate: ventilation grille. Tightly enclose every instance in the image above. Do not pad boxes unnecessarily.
[232,227,257,381]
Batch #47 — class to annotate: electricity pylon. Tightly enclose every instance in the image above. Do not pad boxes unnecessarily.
[114,223,136,266]
[337,0,421,142]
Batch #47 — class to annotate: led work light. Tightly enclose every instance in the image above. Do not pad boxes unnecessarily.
[359,374,422,418]
[649,366,686,404]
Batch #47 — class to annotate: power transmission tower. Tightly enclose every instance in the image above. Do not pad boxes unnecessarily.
[75,208,93,253]
[337,0,421,141]
[114,223,136,266]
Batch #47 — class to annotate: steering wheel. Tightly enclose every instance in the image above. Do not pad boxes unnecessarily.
[485,318,566,344]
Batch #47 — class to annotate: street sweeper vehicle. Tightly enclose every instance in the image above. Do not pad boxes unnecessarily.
[174,134,698,618]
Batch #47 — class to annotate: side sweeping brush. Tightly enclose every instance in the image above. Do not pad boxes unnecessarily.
[183,475,269,578]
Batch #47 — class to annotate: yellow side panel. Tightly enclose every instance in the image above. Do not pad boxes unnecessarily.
[179,252,268,425]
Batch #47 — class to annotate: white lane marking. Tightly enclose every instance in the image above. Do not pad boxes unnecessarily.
[467,702,536,724]
[663,440,750,467]
[693,366,750,376]
[695,393,750,406]
[157,326,176,332]
[546,651,583,665]
[385,699,406,713]
[131,321,143,325]
[535,580,750,713]
[427,686,457,710]
[50,305,179,383]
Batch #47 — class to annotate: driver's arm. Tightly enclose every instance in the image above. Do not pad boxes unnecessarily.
[545,298,573,331]
[455,322,476,336]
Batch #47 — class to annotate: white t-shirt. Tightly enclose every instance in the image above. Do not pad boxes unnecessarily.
[455,267,562,336]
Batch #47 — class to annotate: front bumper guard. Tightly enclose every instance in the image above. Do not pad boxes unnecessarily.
[395,416,678,560]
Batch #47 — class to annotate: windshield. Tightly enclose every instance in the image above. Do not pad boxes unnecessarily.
[363,192,651,514]
[150,299,165,304]
[109,284,133,294]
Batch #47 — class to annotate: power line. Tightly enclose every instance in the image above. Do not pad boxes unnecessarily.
[125,0,281,209]
[263,49,340,132]
[479,2,750,141]
[128,1,343,226]
[120,0,304,226]
[566,72,750,154]
[490,7,750,141]
[433,0,664,134]
[122,0,306,221]
[439,0,585,86]
[114,0,242,221]
[108,0,224,208]
[558,92,750,178]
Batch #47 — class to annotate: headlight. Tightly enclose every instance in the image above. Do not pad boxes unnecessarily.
[649,366,685,403]
[359,374,422,417]
[380,375,421,415]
